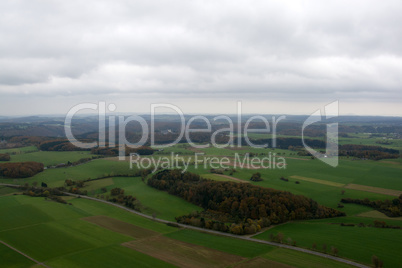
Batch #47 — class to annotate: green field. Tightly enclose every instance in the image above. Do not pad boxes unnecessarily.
[86,176,202,221]
[254,221,401,267]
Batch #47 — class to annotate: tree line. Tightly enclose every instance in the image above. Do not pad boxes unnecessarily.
[338,144,399,160]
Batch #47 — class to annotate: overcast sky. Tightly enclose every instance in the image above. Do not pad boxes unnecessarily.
[0,0,401,116]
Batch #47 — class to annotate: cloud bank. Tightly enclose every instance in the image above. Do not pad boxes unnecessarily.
[0,0,401,115]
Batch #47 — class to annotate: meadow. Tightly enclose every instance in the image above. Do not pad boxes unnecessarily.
[254,221,401,267]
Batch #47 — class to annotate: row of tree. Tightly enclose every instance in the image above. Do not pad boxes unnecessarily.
[338,144,399,160]
[23,186,68,204]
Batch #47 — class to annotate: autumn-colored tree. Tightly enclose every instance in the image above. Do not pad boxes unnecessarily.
[0,162,44,178]
[250,172,263,181]
[110,187,124,196]
[0,154,10,161]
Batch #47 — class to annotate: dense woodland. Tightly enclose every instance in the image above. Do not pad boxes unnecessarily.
[0,161,44,178]
[39,139,90,151]
[0,153,10,161]
[341,196,402,217]
[148,170,345,234]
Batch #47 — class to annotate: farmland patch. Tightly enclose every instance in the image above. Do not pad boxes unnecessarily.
[83,215,158,239]
[123,235,245,268]
[344,183,402,197]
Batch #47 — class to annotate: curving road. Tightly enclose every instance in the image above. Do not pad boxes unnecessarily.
[1,183,369,268]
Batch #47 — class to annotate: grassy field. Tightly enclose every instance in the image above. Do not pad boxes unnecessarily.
[262,248,357,268]
[123,235,246,268]
[165,229,274,258]
[90,176,203,221]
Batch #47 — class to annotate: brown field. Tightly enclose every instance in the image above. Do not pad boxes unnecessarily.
[226,162,264,170]
[344,183,402,197]
[214,174,250,183]
[227,146,247,151]
[202,173,250,183]
[289,176,345,187]
[82,215,158,239]
[357,210,402,221]
[187,147,204,153]
[379,160,401,165]
[234,257,294,268]
[123,235,245,268]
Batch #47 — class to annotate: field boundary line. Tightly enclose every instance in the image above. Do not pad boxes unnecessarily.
[0,240,50,268]
[289,176,345,187]
[207,174,250,183]
[344,183,402,197]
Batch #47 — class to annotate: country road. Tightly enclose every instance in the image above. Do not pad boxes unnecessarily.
[1,183,369,268]
[0,240,50,268]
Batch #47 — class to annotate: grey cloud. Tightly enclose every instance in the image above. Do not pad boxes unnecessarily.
[0,0,401,115]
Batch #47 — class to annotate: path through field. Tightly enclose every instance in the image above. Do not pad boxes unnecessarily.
[0,240,50,268]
